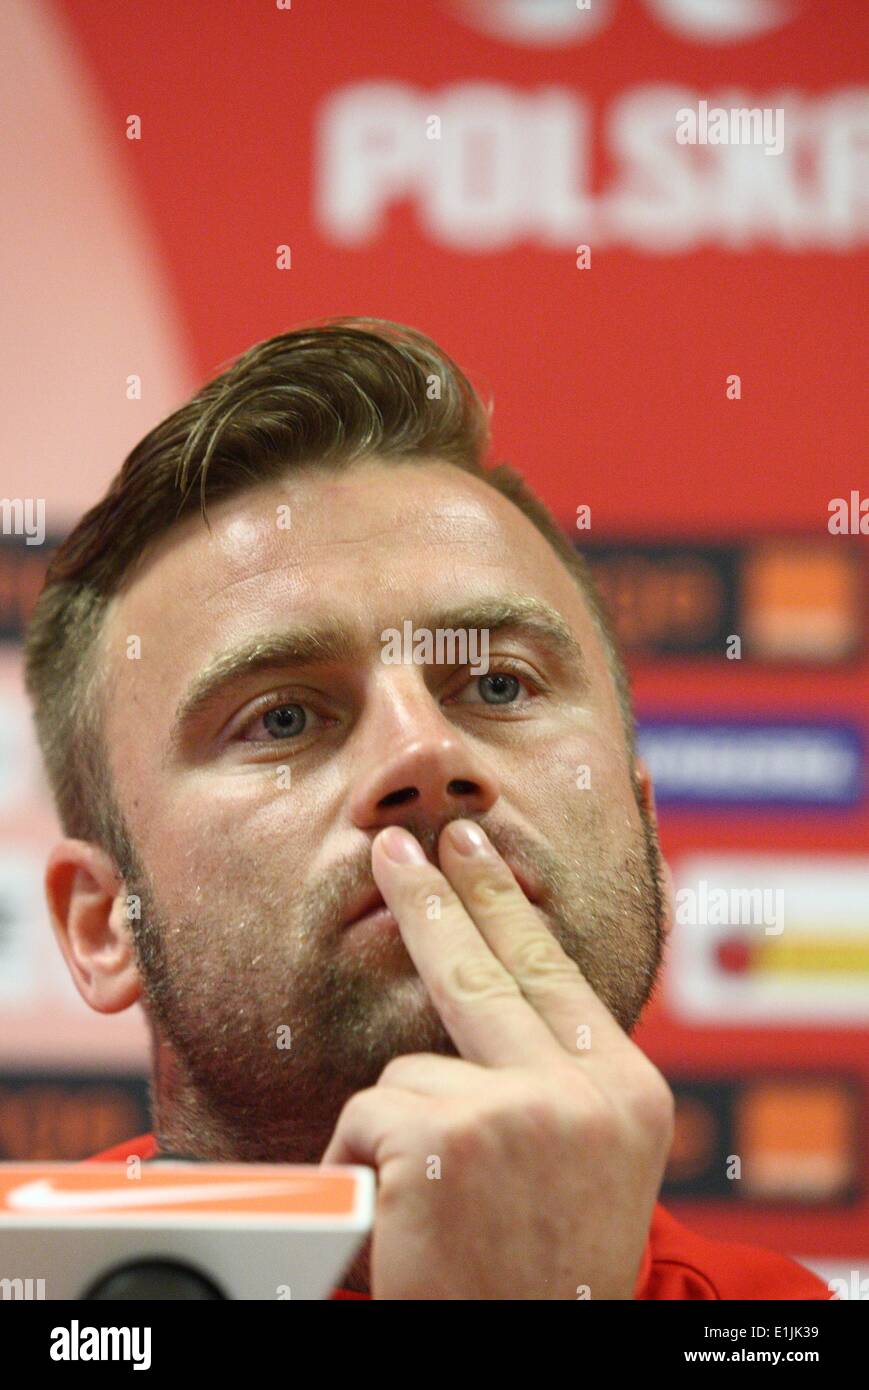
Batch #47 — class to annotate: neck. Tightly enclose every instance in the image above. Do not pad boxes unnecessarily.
[150,1037,337,1163]
[148,1039,372,1293]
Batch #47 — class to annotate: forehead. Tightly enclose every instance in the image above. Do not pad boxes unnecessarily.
[100,458,608,728]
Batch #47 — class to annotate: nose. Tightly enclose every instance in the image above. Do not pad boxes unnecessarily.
[348,668,500,834]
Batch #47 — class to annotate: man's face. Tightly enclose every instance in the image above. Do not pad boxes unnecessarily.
[100,458,665,1160]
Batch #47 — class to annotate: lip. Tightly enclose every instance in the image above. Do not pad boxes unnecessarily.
[342,858,542,930]
[343,888,391,930]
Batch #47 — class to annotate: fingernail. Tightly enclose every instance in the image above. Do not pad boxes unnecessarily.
[379,826,427,865]
[448,820,489,856]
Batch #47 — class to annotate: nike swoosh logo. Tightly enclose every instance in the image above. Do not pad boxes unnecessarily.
[7,1177,325,1213]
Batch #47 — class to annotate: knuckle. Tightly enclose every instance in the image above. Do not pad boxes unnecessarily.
[439,957,520,1009]
[629,1065,676,1139]
[339,1088,372,1125]
[510,935,577,986]
[439,1110,490,1165]
[377,1051,435,1088]
[516,1085,565,1142]
[571,1091,622,1148]
[378,1055,410,1087]
[465,868,518,914]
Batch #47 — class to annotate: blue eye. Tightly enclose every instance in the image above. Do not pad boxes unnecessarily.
[453,664,539,708]
[262,703,307,738]
[241,700,320,743]
[478,673,521,703]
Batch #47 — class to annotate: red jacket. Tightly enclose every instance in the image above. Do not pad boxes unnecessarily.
[84,1133,832,1301]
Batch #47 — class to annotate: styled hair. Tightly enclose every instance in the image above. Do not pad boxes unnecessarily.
[23,316,634,870]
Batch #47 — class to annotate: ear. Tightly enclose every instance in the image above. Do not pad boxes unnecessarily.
[633,754,656,820]
[44,840,143,1013]
[633,756,675,940]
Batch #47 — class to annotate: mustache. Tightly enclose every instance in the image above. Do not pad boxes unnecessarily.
[307,817,549,938]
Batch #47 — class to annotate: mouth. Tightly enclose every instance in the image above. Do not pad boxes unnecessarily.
[342,860,542,931]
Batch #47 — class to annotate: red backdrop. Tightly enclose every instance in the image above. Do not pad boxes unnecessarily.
[1,0,866,1288]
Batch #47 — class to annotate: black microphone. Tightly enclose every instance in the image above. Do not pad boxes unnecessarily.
[85,1258,225,1299]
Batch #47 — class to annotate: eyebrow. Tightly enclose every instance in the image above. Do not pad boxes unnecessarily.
[166,594,587,757]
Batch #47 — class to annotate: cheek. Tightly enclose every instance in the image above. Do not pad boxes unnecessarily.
[148,771,322,897]
[517,729,635,821]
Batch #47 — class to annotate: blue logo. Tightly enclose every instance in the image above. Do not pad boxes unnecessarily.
[637,717,864,810]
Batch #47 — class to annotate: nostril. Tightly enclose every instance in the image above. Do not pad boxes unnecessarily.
[379,787,419,808]
[447,779,477,795]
